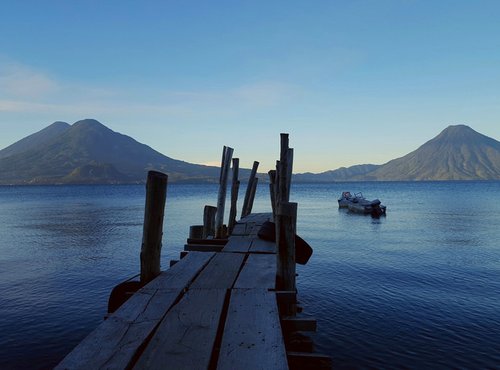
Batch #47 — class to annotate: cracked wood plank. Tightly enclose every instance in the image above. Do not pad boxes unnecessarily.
[234,254,276,290]
[222,236,253,253]
[216,289,288,370]
[55,289,180,370]
[250,238,276,253]
[133,288,227,370]
[190,252,245,289]
[231,223,247,236]
[56,252,214,369]
[142,251,215,291]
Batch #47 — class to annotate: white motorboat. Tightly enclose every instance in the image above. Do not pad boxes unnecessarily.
[338,191,387,217]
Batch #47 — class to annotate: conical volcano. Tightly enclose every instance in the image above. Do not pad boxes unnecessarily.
[366,125,500,180]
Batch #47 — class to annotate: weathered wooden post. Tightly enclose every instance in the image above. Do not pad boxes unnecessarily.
[189,225,203,239]
[241,161,259,218]
[140,170,168,284]
[268,170,277,220]
[228,158,240,235]
[279,134,290,203]
[274,160,280,212]
[276,201,297,292]
[215,146,234,239]
[286,148,293,196]
[202,205,217,238]
[246,177,259,216]
[276,133,297,297]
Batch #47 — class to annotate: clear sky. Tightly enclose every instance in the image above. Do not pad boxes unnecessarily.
[1,0,499,173]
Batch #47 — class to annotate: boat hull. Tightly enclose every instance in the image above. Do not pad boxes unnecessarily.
[347,200,386,217]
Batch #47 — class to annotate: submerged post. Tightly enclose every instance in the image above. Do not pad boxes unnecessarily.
[241,161,259,218]
[140,170,168,284]
[215,146,234,239]
[228,158,240,235]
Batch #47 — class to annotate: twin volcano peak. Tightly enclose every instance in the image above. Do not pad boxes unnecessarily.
[0,118,222,184]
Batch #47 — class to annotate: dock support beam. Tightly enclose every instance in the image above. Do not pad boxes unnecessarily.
[241,161,259,218]
[275,133,296,295]
[268,169,277,220]
[140,170,168,284]
[203,205,217,238]
[215,146,234,239]
[276,201,297,292]
[228,158,240,235]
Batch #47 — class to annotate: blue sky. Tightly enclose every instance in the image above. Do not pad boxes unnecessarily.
[1,0,499,172]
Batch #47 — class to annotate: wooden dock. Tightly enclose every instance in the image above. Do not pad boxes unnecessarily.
[56,134,331,369]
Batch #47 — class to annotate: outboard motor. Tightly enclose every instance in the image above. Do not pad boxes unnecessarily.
[370,199,384,217]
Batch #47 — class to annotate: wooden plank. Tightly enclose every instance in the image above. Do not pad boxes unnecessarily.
[243,222,256,236]
[234,254,276,289]
[134,288,227,370]
[235,221,255,235]
[191,252,245,289]
[187,238,227,245]
[217,289,288,370]
[56,289,180,370]
[242,212,272,223]
[222,235,253,253]
[275,291,297,305]
[231,223,247,236]
[184,244,224,252]
[57,253,218,369]
[57,252,216,368]
[287,352,332,370]
[281,317,317,332]
[142,251,215,291]
[250,238,276,253]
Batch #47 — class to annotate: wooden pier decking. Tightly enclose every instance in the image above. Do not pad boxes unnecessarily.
[58,214,295,369]
[56,134,331,369]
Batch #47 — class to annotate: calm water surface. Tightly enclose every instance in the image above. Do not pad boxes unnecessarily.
[1,182,499,369]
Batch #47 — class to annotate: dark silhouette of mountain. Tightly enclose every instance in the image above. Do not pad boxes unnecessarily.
[0,119,221,184]
[363,125,500,180]
[0,121,70,159]
[294,125,500,181]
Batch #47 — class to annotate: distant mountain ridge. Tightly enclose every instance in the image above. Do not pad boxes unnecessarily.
[294,164,380,182]
[0,119,222,184]
[1,121,498,184]
[294,124,500,182]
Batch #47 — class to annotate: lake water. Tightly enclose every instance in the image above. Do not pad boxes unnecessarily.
[1,182,499,369]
